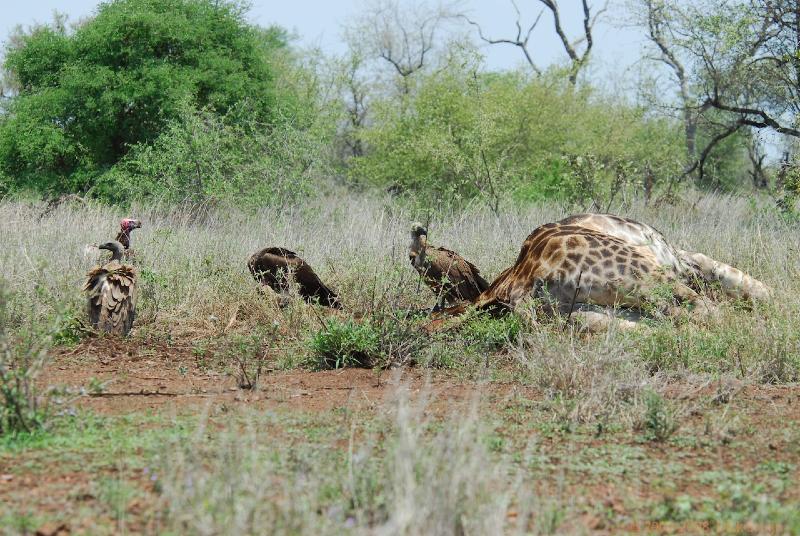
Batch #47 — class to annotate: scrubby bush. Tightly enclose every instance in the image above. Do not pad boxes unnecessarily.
[348,60,687,208]
[0,284,55,436]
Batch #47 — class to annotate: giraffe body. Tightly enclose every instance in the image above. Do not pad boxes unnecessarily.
[469,223,705,321]
[556,214,771,302]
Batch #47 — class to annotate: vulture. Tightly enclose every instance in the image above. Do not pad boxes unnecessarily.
[248,247,342,309]
[83,241,137,336]
[115,218,142,251]
[409,223,490,311]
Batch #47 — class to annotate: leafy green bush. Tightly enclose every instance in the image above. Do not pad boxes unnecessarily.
[95,106,323,207]
[309,318,380,370]
[348,61,686,208]
[642,390,678,442]
[0,0,296,200]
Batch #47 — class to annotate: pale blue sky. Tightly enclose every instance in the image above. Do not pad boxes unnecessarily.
[2,1,647,83]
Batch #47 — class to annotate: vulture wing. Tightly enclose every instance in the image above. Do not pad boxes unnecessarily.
[83,261,137,335]
[248,247,340,308]
[263,247,299,258]
[295,262,342,309]
[430,246,489,302]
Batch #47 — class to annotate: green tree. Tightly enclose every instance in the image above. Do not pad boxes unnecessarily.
[0,0,287,198]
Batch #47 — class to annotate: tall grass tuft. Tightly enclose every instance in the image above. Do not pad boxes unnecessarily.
[156,386,536,534]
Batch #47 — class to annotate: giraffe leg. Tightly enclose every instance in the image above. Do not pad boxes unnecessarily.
[678,249,771,302]
[568,305,641,333]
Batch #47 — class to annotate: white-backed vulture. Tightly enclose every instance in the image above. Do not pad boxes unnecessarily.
[409,223,489,311]
[83,241,137,336]
[248,247,342,309]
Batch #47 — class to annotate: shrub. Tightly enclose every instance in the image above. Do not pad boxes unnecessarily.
[309,318,381,369]
[641,390,678,442]
[348,61,686,208]
[0,284,54,436]
[460,312,521,352]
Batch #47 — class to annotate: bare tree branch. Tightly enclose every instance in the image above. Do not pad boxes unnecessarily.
[536,0,606,84]
[459,1,544,74]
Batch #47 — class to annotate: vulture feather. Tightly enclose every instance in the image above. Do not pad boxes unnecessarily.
[83,241,137,336]
[248,247,342,309]
[409,223,489,311]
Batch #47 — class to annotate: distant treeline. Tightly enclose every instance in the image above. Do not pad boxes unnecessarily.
[0,0,796,210]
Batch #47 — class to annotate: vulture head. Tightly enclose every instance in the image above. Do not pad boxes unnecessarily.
[99,240,125,262]
[409,222,429,268]
[121,218,142,231]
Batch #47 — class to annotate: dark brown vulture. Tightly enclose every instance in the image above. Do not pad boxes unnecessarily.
[409,223,490,311]
[83,241,137,336]
[248,247,342,309]
[115,218,142,251]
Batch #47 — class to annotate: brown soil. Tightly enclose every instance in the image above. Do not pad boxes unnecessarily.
[4,337,800,535]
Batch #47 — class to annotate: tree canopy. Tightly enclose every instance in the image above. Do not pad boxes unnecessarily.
[0,0,288,197]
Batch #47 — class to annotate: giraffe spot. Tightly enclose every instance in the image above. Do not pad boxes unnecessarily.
[600,248,613,258]
[618,264,628,276]
[566,236,580,249]
[591,265,603,276]
[602,258,614,269]
[567,252,583,264]
[615,255,627,264]
[605,270,618,280]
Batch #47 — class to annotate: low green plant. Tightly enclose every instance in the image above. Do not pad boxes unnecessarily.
[219,331,270,390]
[642,390,678,442]
[309,318,380,369]
[460,312,521,352]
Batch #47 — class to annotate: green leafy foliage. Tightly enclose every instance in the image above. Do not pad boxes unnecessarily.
[348,63,686,208]
[642,390,678,442]
[460,312,521,352]
[0,0,305,202]
[309,318,381,370]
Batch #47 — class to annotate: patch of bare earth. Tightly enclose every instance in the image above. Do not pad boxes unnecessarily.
[2,338,799,534]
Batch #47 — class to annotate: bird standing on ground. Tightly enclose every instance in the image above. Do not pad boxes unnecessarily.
[408,223,489,311]
[248,247,342,309]
[83,241,137,336]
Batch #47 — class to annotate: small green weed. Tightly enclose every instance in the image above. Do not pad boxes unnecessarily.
[642,390,677,442]
[309,318,380,369]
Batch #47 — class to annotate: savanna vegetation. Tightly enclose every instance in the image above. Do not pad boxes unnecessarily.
[1,0,799,533]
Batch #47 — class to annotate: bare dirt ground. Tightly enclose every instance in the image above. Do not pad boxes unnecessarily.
[3,338,800,534]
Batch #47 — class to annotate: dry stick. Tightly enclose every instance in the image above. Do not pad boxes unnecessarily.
[563,271,583,331]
